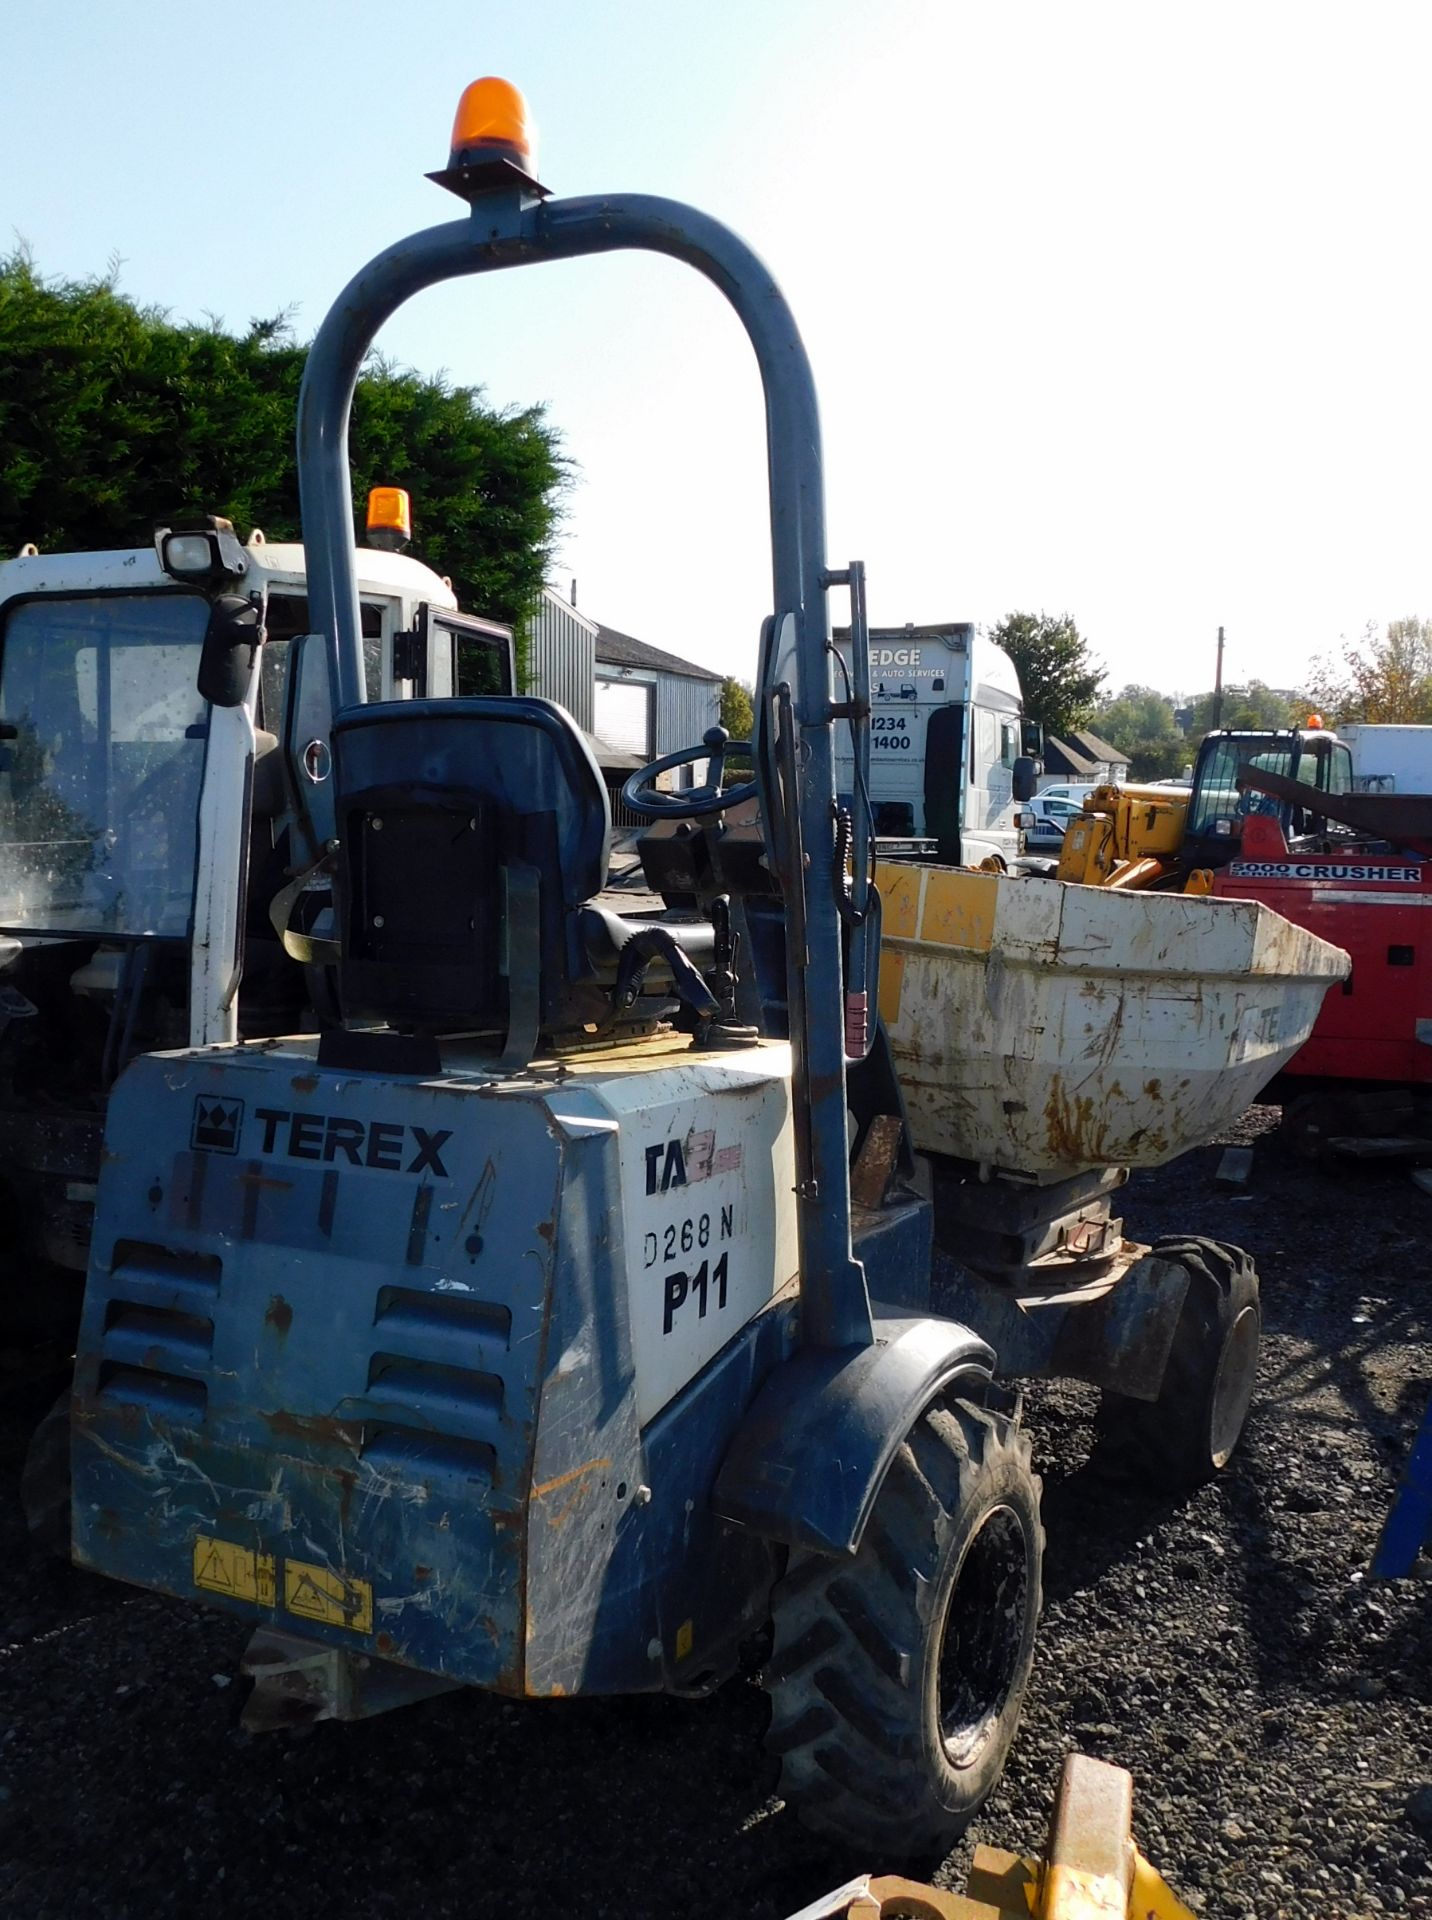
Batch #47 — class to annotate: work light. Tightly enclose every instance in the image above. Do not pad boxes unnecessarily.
[154,515,249,589]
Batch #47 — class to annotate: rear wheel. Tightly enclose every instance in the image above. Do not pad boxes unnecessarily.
[762,1398,1042,1861]
[1098,1236,1260,1490]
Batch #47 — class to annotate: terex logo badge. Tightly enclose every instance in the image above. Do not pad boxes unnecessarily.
[254,1106,452,1177]
[192,1096,244,1155]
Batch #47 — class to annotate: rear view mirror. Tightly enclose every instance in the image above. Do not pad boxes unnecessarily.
[198,594,263,708]
[1021,720,1043,758]
[1012,755,1040,803]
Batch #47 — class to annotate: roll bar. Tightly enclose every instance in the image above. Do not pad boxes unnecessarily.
[295,171,872,1350]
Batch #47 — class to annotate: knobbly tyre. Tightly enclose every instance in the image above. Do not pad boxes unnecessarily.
[61,78,1261,1859]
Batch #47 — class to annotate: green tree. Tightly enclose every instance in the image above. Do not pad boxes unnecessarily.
[718,676,754,742]
[1182,680,1303,736]
[988,611,1104,739]
[717,677,754,772]
[0,251,566,636]
[1305,618,1432,725]
[1095,684,1189,782]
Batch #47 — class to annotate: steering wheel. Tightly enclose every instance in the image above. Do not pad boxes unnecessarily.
[621,725,759,820]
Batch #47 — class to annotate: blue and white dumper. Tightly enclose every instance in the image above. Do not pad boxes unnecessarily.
[54,77,1347,1861]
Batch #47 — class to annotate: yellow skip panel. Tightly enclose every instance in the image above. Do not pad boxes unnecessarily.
[916,869,997,952]
[875,864,997,953]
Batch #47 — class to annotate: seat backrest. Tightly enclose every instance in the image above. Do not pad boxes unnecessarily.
[330,697,612,1042]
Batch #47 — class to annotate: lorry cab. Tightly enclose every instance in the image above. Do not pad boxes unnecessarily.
[832,622,1035,865]
[1184,725,1354,870]
[0,522,511,1293]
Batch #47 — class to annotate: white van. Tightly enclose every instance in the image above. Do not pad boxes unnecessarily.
[1036,782,1099,806]
[1024,791,1081,849]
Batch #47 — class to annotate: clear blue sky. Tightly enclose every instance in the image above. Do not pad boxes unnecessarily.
[5,1,1428,700]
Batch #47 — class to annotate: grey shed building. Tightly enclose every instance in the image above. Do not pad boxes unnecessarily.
[525,586,723,822]
[525,586,600,728]
[593,623,721,764]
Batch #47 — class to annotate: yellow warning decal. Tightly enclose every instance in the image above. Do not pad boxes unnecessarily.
[284,1558,374,1635]
[193,1535,277,1608]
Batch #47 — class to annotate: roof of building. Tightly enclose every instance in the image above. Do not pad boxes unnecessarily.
[593,622,723,683]
[1041,734,1102,777]
[1041,728,1130,776]
[1067,726,1128,765]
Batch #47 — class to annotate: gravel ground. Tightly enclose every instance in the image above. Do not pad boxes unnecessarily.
[0,1102,1428,1919]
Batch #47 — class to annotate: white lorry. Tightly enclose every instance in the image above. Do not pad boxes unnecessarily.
[0,509,511,1311]
[1336,723,1432,794]
[832,620,1038,865]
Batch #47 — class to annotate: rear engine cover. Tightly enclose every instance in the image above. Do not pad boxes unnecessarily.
[72,1038,796,1696]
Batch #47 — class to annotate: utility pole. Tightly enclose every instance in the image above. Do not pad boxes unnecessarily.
[1211,625,1225,729]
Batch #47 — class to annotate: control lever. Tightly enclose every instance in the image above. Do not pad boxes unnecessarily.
[699,895,760,1049]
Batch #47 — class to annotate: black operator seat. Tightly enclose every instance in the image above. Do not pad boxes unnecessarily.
[329,697,715,1065]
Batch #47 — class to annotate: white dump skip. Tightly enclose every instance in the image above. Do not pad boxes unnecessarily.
[876,866,1350,1175]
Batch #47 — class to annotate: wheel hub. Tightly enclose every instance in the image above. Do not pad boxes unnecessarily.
[1209,1303,1260,1465]
[937,1504,1030,1769]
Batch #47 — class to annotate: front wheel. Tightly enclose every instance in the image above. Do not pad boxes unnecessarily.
[1098,1236,1261,1490]
[762,1398,1043,1861]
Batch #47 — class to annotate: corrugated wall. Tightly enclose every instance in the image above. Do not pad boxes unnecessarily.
[656,672,720,756]
[527,584,721,749]
[526,587,597,730]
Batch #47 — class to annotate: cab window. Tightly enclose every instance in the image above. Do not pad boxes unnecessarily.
[1188,737,1297,834]
[0,591,210,936]
[260,594,387,728]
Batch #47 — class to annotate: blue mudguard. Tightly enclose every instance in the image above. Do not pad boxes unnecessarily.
[711,1310,994,1558]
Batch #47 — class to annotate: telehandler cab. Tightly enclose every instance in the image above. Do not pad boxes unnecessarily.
[64,76,1045,1856]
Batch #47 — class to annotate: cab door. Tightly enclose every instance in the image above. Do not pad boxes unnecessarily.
[963,706,1021,862]
[408,605,515,697]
